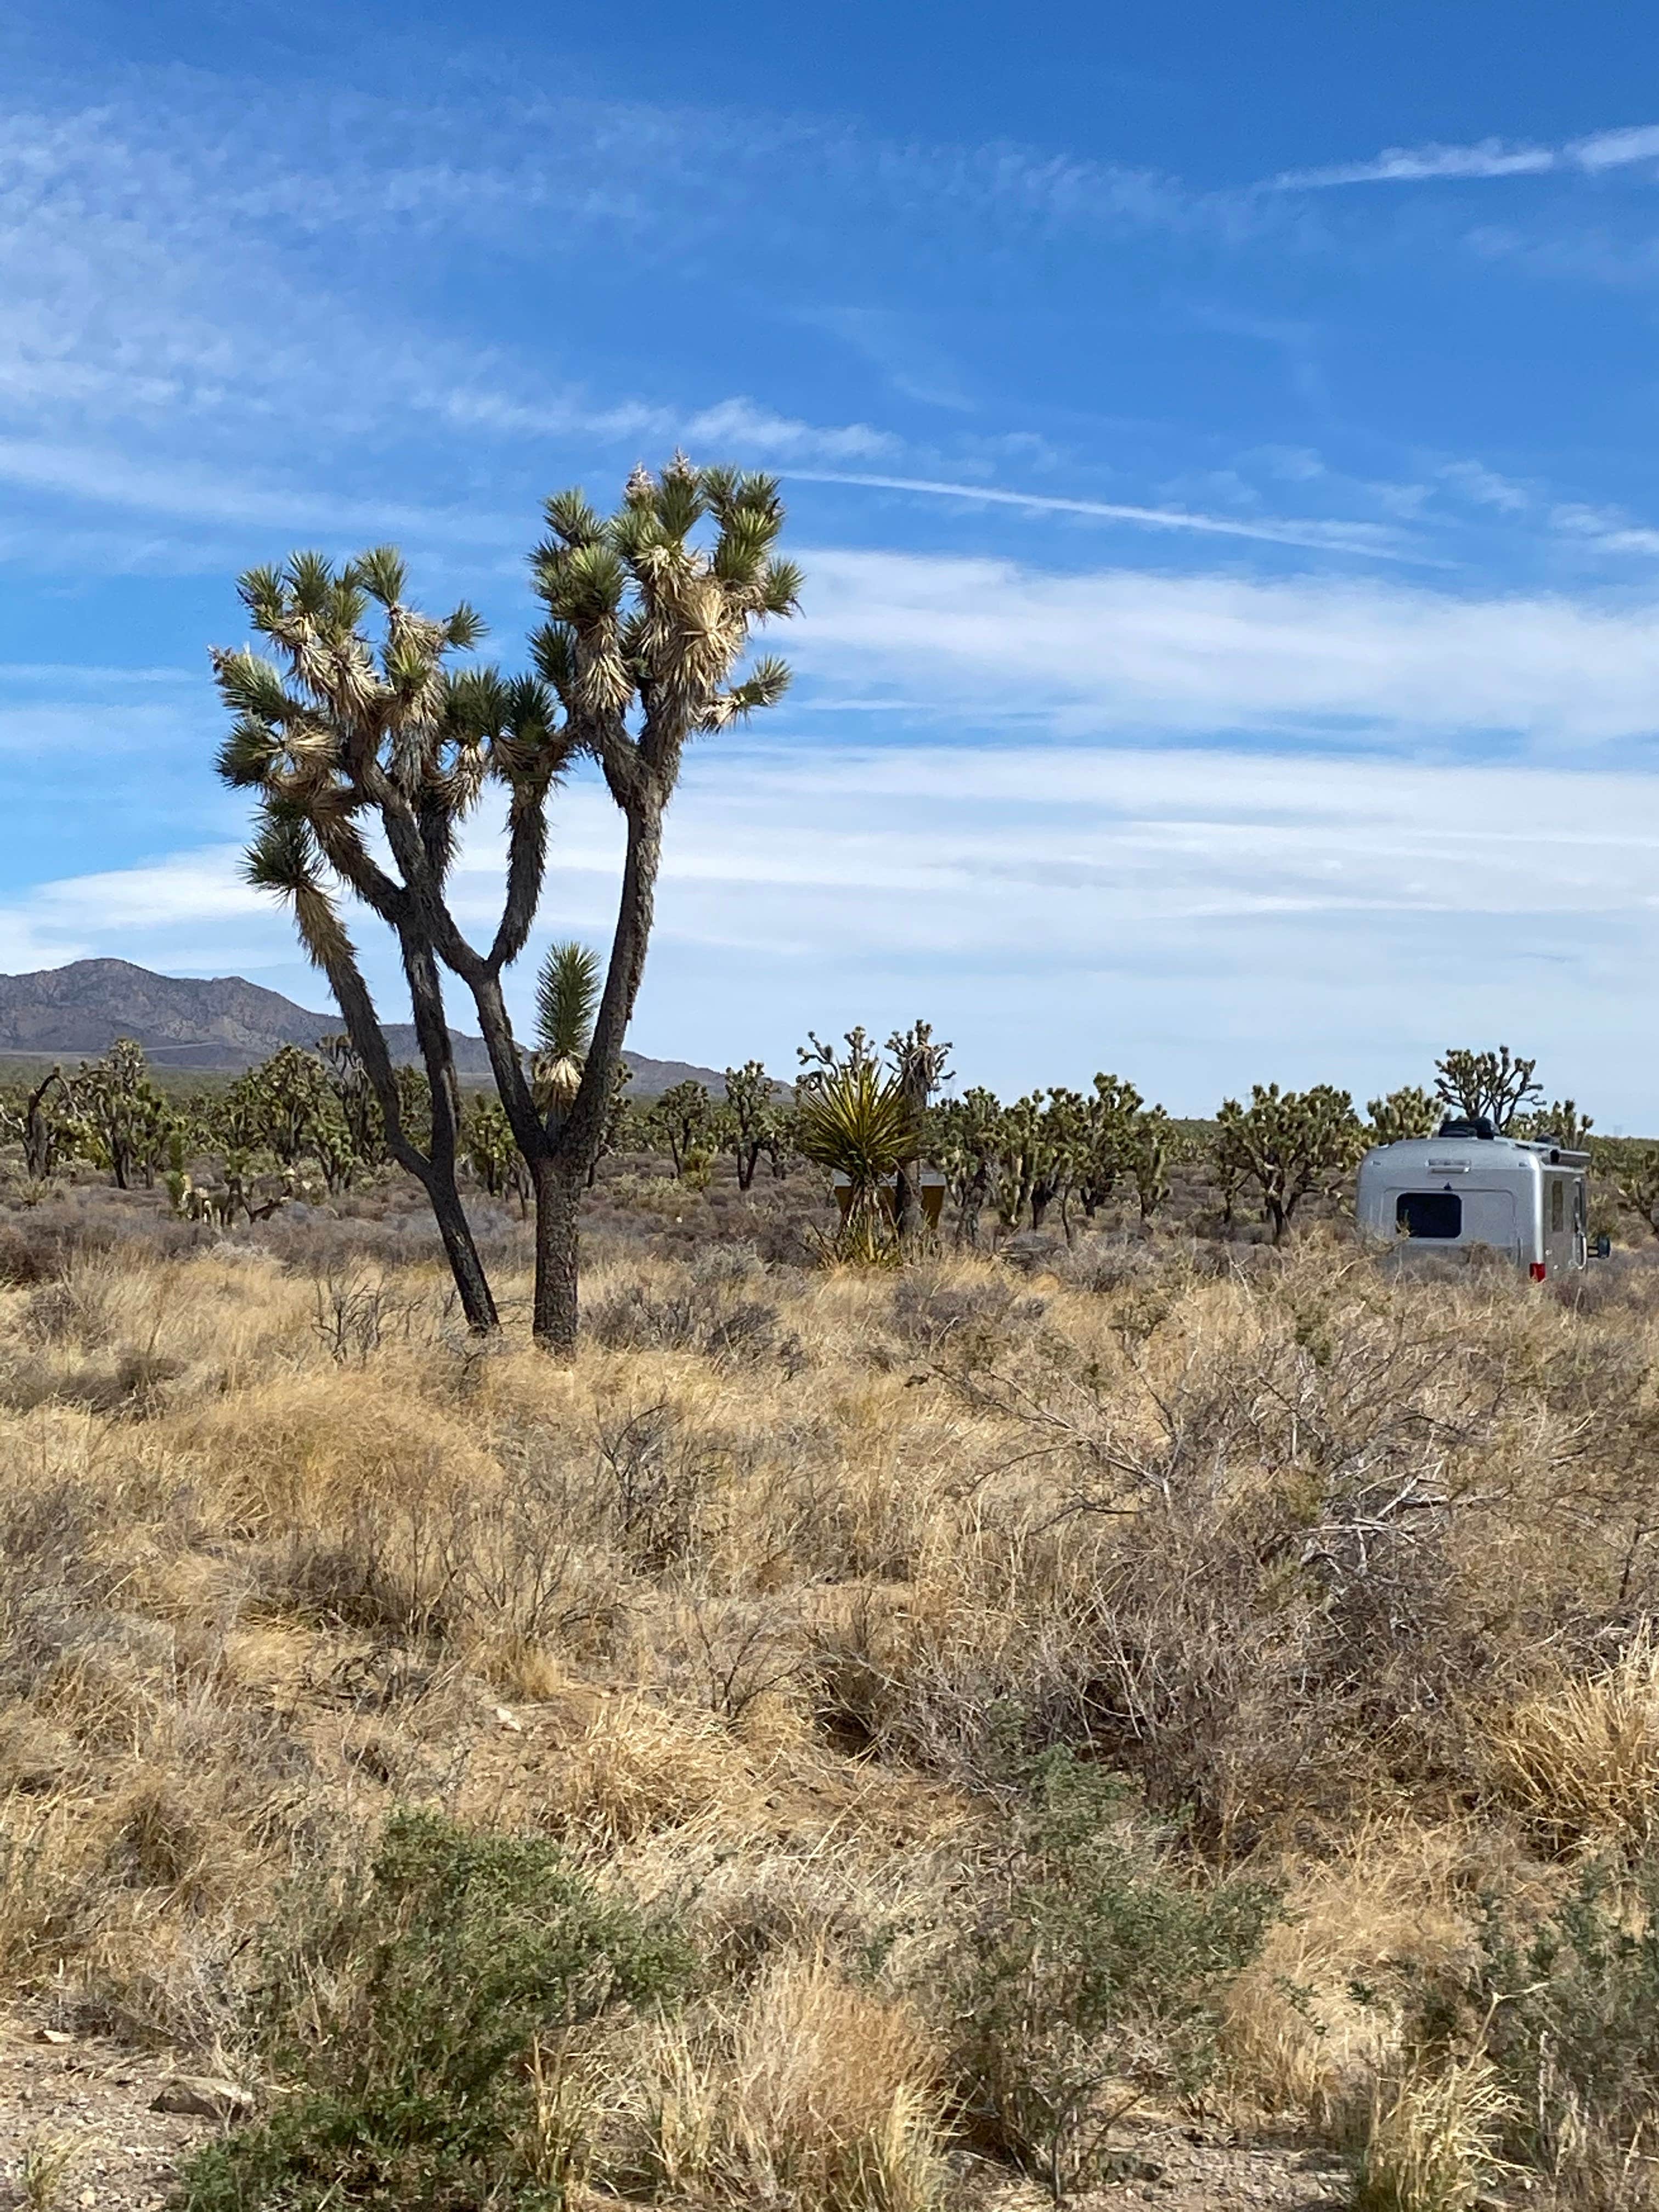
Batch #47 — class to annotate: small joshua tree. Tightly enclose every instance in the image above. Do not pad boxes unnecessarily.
[1125,1105,1173,1222]
[463,1094,531,1214]
[1031,1090,1089,1239]
[1434,1047,1543,1133]
[319,1034,390,1168]
[1214,1082,1364,1243]
[1615,1143,1659,1239]
[887,1020,953,1243]
[721,1060,777,1192]
[16,1066,72,1181]
[650,1080,716,1180]
[1366,1086,1440,1144]
[69,1040,172,1190]
[934,1086,1004,1248]
[1079,1074,1144,1219]
[1513,1098,1595,1148]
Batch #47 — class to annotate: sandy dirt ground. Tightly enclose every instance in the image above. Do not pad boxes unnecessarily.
[0,2016,215,2211]
[0,2017,1352,2212]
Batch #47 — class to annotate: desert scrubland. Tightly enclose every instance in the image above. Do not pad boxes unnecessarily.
[2,1155,1659,2211]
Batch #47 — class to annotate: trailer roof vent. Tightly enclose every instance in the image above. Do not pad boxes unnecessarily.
[1436,1115,1496,1141]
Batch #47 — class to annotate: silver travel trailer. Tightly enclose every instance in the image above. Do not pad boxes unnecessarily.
[1356,1118,1605,1279]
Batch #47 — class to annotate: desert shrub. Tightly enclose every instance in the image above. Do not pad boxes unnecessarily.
[175,1809,696,2212]
[1,1346,184,1415]
[1392,1852,1659,2206]
[887,1270,1046,1363]
[594,1402,712,1573]
[0,1215,95,1286]
[950,1751,1277,2198]
[586,1251,794,1368]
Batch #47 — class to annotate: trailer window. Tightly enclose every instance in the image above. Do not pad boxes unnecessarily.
[1550,1180,1565,1233]
[1397,1191,1462,1240]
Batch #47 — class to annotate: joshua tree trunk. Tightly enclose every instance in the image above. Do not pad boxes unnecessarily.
[958,1183,984,1249]
[455,800,664,1357]
[531,1158,583,1350]
[21,1070,60,1181]
[315,919,499,1335]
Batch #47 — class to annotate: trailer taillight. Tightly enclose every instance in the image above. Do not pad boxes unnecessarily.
[1530,1262,1547,1282]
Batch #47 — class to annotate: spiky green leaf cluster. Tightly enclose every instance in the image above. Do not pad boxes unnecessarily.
[210,548,569,969]
[529,455,797,781]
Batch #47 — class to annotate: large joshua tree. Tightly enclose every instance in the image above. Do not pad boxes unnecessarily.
[215,456,798,1353]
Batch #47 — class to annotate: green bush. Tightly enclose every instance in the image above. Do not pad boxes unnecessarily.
[174,1809,696,2212]
[950,1751,1277,2200]
[1414,1853,1659,2200]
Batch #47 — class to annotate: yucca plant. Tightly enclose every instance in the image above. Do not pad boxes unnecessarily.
[533,940,600,1114]
[795,1063,917,1264]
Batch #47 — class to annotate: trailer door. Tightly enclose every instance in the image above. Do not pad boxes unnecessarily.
[1462,1188,1519,1255]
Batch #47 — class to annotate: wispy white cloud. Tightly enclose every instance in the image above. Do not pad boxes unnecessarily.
[0,436,524,542]
[1437,459,1532,512]
[0,100,905,564]
[1548,502,1659,557]
[1268,121,1659,192]
[0,845,264,971]
[0,663,197,686]
[787,471,1429,561]
[789,549,1659,752]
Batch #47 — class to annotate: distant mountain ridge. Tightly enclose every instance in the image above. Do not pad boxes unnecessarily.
[0,960,732,1096]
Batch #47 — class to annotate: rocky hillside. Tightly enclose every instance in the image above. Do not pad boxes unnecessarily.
[0,959,728,1094]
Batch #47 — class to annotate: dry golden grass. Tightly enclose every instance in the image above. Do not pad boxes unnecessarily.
[615,1951,946,2212]
[1220,1819,1480,2131]
[1487,1629,1659,1847]
[1356,2049,1515,2212]
[4,1204,1659,2200]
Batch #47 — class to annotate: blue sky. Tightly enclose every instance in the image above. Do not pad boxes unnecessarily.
[8,1,1659,1119]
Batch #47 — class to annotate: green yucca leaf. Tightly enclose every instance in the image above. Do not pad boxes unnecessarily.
[543,489,604,549]
[698,464,739,519]
[212,648,292,723]
[543,545,627,624]
[530,622,577,694]
[349,545,408,608]
[656,465,704,541]
[236,564,287,622]
[216,715,283,789]
[534,939,602,1063]
[759,558,804,616]
[730,471,783,519]
[724,657,792,719]
[795,1064,917,1184]
[242,810,319,897]
[712,512,774,584]
[286,550,337,614]
[503,673,558,731]
[443,666,512,730]
[607,505,667,564]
